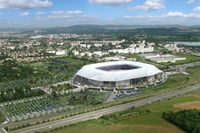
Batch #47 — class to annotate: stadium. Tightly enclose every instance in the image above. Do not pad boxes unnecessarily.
[74,61,163,87]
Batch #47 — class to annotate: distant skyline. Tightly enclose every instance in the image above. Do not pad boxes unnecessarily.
[1,0,200,28]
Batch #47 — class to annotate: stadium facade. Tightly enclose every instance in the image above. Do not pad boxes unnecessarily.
[74,61,163,87]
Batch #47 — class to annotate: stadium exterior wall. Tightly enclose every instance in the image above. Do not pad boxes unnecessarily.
[74,61,163,87]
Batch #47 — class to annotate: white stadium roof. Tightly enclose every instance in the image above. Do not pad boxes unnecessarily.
[76,61,162,82]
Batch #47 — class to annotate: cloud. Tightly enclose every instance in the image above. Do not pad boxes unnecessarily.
[36,11,46,16]
[166,11,200,18]
[129,0,165,11]
[123,11,200,21]
[0,0,53,9]
[89,0,132,5]
[123,15,163,22]
[187,0,196,4]
[124,15,161,19]
[194,6,200,11]
[19,11,29,16]
[166,11,184,17]
[48,10,86,19]
[122,14,200,25]
[31,11,100,28]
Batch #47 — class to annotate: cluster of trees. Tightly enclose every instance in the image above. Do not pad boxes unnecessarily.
[100,108,150,123]
[50,83,75,92]
[0,59,60,88]
[0,53,8,60]
[0,80,44,102]
[0,60,35,82]
[69,91,105,105]
[181,45,200,52]
[87,43,115,52]
[0,57,92,87]
[163,110,200,133]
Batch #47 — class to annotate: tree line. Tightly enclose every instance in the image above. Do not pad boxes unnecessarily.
[163,110,200,133]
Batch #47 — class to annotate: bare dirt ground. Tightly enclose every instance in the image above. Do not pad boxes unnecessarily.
[106,124,183,133]
[174,100,200,110]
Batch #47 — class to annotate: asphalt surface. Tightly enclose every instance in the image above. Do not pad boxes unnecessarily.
[10,83,200,133]
[175,61,200,72]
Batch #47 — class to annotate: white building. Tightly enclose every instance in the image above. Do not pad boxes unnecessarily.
[55,50,67,56]
[141,53,186,63]
[74,61,163,87]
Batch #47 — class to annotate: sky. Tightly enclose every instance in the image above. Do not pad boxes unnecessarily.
[1,0,200,28]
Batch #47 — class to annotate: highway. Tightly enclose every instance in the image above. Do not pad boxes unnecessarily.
[11,83,200,133]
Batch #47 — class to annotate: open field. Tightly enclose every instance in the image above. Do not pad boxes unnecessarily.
[174,101,200,110]
[174,54,200,65]
[48,67,200,133]
[162,54,200,66]
[127,54,200,70]
[12,83,200,133]
[49,89,200,133]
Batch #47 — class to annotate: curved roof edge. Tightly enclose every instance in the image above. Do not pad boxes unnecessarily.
[75,61,163,82]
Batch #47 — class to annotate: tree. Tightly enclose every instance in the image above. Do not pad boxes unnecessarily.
[51,91,58,99]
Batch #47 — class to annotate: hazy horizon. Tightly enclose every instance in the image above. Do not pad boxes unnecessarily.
[0,0,200,28]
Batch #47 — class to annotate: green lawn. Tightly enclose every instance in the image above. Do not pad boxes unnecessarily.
[187,67,200,84]
[140,54,200,69]
[146,67,200,92]
[50,90,200,133]
[162,54,200,66]
[175,54,200,65]
[0,113,5,124]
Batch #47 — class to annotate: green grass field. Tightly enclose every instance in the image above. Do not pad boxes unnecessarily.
[162,54,200,66]
[49,67,200,133]
[0,114,5,124]
[50,89,200,133]
[175,54,200,65]
[128,54,200,70]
